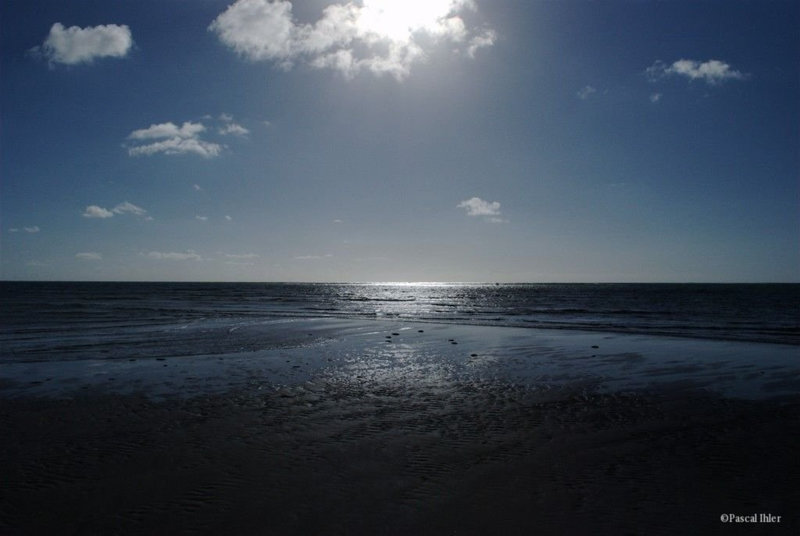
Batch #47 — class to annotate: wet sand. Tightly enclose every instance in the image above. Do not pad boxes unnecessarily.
[2,319,799,534]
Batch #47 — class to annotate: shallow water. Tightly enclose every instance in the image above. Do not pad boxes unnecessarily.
[2,318,797,401]
[1,283,798,361]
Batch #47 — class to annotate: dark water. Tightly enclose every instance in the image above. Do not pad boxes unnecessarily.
[1,282,798,363]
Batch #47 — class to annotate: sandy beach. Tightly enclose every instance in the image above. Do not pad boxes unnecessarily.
[2,319,799,534]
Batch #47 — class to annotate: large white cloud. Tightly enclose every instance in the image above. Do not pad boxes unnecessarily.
[36,23,133,65]
[209,0,495,79]
[647,59,747,85]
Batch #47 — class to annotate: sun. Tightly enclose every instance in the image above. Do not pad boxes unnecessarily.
[357,0,465,42]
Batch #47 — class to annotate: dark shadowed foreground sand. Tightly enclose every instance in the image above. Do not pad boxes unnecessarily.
[2,320,799,534]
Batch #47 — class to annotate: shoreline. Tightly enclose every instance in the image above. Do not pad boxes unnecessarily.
[2,318,799,533]
[2,318,798,401]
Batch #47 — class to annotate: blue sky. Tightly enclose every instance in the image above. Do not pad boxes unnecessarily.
[1,0,798,282]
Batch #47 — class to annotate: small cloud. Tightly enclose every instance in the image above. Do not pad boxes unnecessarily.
[467,29,496,58]
[224,253,259,259]
[332,219,343,224]
[33,22,133,65]
[218,123,250,137]
[8,228,19,233]
[216,113,250,136]
[128,121,205,140]
[196,215,209,221]
[294,254,333,260]
[112,201,146,216]
[24,226,41,233]
[577,85,597,100]
[83,205,114,218]
[147,250,202,261]
[225,215,233,221]
[650,92,662,103]
[646,59,748,85]
[487,217,507,224]
[128,137,223,158]
[193,184,203,191]
[457,197,501,217]
[83,201,147,219]
[126,121,223,158]
[76,252,103,261]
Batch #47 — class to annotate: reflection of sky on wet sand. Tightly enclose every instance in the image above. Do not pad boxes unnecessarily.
[2,318,798,401]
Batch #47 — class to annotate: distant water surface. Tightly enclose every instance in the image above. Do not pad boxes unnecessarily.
[1,283,798,363]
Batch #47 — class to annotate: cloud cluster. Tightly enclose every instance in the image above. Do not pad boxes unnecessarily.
[8,226,41,233]
[35,23,133,65]
[83,201,148,219]
[647,59,747,85]
[209,0,495,80]
[127,121,223,158]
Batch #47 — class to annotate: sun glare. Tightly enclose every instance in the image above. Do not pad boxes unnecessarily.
[358,0,465,41]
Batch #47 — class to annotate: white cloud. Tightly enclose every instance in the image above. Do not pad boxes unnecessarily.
[650,92,662,103]
[128,136,223,158]
[196,215,209,221]
[225,215,233,221]
[112,201,147,216]
[577,85,597,100]
[194,184,203,191]
[76,252,103,261]
[457,197,501,217]
[126,121,223,158]
[294,254,333,260]
[83,205,114,218]
[147,250,202,261]
[209,0,494,80]
[35,22,133,65]
[224,253,260,259]
[8,228,19,233]
[24,226,41,233]
[128,121,205,140]
[467,28,495,58]
[218,123,250,137]
[647,59,747,85]
[83,202,147,219]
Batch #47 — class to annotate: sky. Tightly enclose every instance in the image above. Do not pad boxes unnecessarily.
[1,0,798,283]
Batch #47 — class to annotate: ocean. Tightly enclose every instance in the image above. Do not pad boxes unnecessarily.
[1,282,797,365]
